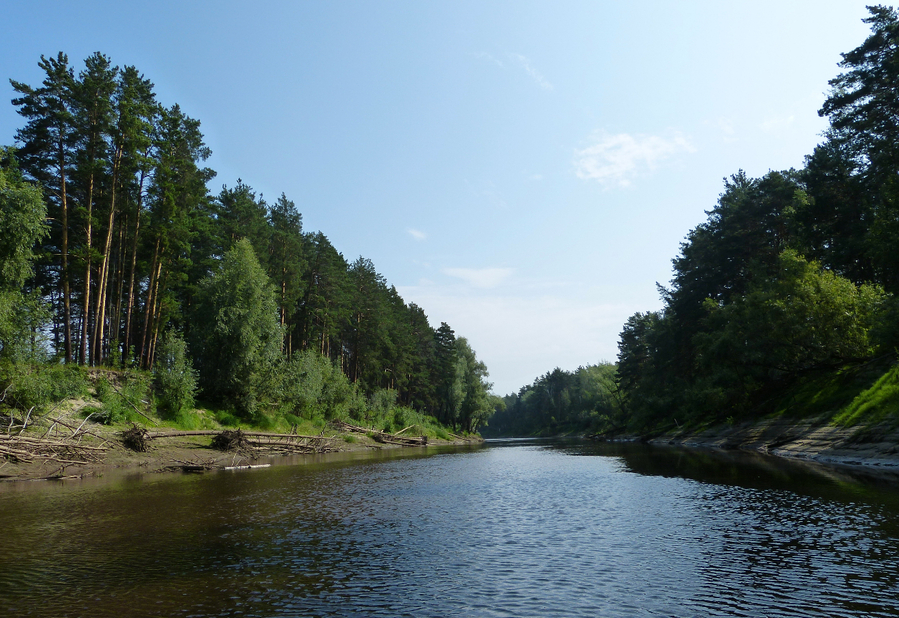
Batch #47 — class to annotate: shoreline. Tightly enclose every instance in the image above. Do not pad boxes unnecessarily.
[0,428,484,483]
[597,415,899,470]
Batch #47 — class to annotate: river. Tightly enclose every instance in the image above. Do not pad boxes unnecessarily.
[2,439,899,617]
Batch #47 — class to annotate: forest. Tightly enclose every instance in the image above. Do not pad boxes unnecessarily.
[0,53,497,434]
[492,6,899,438]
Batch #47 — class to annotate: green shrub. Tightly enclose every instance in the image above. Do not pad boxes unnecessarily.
[214,409,241,427]
[153,331,198,420]
[0,362,87,411]
[94,373,152,425]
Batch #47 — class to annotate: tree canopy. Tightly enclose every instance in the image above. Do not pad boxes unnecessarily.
[4,52,493,430]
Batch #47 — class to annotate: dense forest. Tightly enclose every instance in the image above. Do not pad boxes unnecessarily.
[491,6,899,438]
[0,53,496,433]
[482,363,619,437]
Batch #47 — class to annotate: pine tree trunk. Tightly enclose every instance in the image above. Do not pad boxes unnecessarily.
[80,172,94,365]
[140,237,161,368]
[123,168,146,365]
[92,145,122,365]
[58,142,73,364]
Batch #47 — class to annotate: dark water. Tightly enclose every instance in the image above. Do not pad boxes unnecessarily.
[2,440,899,617]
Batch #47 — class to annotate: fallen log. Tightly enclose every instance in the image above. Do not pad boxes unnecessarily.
[330,420,426,446]
[146,430,328,440]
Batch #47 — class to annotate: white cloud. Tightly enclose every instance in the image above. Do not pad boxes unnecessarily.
[574,131,695,187]
[472,51,504,68]
[708,117,738,143]
[759,114,796,135]
[443,267,513,289]
[407,228,427,241]
[509,53,553,90]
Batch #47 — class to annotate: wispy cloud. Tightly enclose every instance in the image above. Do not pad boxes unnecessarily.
[473,51,553,91]
[759,114,795,135]
[708,117,738,143]
[443,267,513,289]
[574,131,695,187]
[407,228,427,241]
[509,53,553,91]
[472,51,504,68]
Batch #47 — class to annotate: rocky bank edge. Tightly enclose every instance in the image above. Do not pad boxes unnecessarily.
[625,415,899,469]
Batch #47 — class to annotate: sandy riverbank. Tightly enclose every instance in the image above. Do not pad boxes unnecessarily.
[0,417,483,482]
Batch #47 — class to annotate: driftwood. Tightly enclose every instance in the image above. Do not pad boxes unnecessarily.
[330,420,427,446]
[121,423,151,452]
[0,433,107,468]
[146,430,328,440]
[211,429,252,451]
[47,415,114,446]
[141,429,336,454]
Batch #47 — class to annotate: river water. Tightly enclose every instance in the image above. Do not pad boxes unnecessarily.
[2,439,899,617]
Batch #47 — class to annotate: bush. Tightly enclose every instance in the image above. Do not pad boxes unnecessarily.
[94,372,152,425]
[0,362,87,411]
[214,409,241,427]
[153,331,198,420]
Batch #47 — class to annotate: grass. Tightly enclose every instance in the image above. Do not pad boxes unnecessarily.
[5,363,469,444]
[832,363,899,427]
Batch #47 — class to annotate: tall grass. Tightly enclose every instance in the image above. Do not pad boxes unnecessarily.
[833,364,899,427]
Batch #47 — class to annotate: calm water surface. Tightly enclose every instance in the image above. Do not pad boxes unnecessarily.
[2,439,899,617]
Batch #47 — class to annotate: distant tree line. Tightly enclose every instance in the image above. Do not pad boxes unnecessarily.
[482,363,620,437]
[2,52,494,431]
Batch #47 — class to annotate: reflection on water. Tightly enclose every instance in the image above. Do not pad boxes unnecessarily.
[1,440,898,617]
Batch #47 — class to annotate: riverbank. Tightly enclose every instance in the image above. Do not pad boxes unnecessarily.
[606,415,899,469]
[0,408,483,482]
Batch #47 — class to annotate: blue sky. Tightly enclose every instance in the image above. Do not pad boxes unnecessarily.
[1,1,878,394]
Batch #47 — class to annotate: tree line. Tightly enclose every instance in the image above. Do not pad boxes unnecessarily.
[614,5,899,433]
[1,52,495,432]
[486,6,899,437]
[482,363,620,437]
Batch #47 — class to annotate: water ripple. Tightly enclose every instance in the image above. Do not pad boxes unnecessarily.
[1,443,899,617]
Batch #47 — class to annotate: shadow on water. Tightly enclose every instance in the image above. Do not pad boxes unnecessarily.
[488,436,899,505]
[3,437,899,617]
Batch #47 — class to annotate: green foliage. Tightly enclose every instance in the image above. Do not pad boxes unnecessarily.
[485,362,621,437]
[213,409,241,427]
[93,372,152,425]
[0,362,87,411]
[833,364,899,427]
[6,52,490,430]
[0,147,49,361]
[614,7,899,436]
[274,349,351,421]
[691,251,884,416]
[153,331,197,419]
[191,238,283,418]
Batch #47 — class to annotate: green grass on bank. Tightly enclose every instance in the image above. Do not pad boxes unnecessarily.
[832,363,899,427]
[751,358,899,429]
[1,362,463,439]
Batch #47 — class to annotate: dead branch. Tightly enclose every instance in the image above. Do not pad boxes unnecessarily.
[108,382,157,426]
